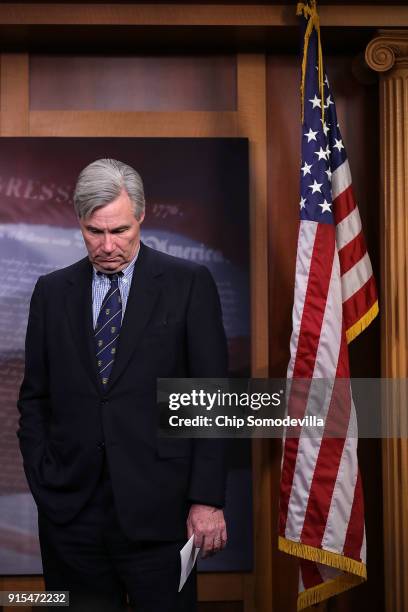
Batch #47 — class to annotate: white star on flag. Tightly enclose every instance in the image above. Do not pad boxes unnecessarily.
[309,179,323,194]
[309,94,321,109]
[318,199,332,213]
[299,196,307,209]
[304,128,318,142]
[334,138,345,152]
[325,168,332,181]
[314,147,327,161]
[301,161,313,176]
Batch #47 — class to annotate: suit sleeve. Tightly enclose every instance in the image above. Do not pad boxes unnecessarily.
[17,276,50,465]
[186,265,229,508]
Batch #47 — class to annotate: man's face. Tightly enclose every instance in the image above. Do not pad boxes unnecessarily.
[79,189,144,273]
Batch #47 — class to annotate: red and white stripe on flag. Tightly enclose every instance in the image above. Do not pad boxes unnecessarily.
[279,211,371,609]
[334,159,378,343]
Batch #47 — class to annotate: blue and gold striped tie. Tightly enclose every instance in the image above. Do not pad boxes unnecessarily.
[94,273,122,386]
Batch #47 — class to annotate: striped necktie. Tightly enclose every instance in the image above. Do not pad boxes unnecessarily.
[94,273,122,386]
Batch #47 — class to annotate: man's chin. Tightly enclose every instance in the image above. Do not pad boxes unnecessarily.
[91,259,124,273]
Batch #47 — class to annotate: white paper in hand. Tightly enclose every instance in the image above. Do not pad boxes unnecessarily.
[179,534,200,592]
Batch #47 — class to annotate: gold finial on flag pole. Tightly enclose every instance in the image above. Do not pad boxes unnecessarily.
[296,0,324,124]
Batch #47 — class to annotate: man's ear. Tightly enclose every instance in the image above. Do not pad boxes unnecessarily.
[138,211,145,225]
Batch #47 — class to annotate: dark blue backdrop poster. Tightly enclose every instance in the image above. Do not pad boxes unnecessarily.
[0,137,252,574]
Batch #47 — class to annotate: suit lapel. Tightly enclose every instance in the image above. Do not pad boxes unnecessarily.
[107,243,163,391]
[64,257,103,394]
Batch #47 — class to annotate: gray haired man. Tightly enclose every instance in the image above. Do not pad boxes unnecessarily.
[18,159,228,611]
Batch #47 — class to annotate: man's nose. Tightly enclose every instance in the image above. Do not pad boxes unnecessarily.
[102,233,114,253]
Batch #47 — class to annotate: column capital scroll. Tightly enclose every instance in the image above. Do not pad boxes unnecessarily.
[365,29,408,73]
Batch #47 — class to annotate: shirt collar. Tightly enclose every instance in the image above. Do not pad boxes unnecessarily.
[92,244,140,282]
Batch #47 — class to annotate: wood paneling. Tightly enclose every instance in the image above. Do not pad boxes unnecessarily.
[236,52,271,612]
[30,55,237,111]
[198,573,245,601]
[0,53,29,135]
[0,575,44,612]
[3,0,408,5]
[0,4,406,27]
[198,603,242,612]
[0,26,378,57]
[237,53,268,379]
[266,56,300,612]
[29,111,239,137]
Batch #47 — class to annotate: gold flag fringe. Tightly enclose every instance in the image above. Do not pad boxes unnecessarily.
[296,0,325,125]
[346,300,379,344]
[297,573,365,610]
[279,537,367,577]
[278,537,367,610]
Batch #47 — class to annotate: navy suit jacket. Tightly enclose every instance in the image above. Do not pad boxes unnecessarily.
[17,242,228,541]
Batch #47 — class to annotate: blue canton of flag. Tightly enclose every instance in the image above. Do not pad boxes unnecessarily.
[300,33,346,225]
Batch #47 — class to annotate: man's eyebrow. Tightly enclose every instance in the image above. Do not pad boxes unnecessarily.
[85,224,103,231]
[85,225,130,232]
[111,225,131,232]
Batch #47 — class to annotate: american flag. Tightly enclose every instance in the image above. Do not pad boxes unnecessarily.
[278,2,378,609]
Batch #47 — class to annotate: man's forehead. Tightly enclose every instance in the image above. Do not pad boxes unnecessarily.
[82,204,133,226]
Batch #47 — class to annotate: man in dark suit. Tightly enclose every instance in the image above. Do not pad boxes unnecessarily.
[17,158,228,612]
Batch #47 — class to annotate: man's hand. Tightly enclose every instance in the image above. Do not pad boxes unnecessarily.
[187,504,227,558]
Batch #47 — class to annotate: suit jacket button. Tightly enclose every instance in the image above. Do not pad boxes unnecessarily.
[97,442,105,451]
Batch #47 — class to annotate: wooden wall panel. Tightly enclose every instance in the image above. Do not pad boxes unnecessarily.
[0,54,29,135]
[30,55,237,111]
[199,604,242,612]
[0,4,407,27]
[266,54,302,612]
[29,110,240,137]
[236,54,271,612]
